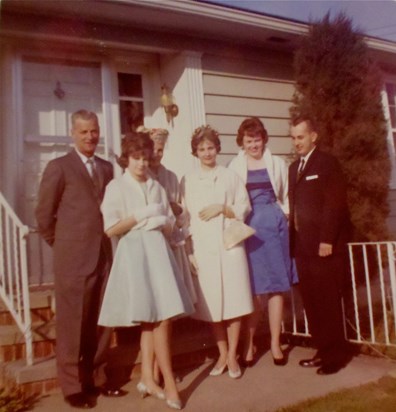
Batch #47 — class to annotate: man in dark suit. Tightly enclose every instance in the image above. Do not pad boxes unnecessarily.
[36,110,123,408]
[289,116,351,375]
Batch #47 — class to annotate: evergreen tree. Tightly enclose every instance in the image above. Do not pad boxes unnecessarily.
[291,13,391,241]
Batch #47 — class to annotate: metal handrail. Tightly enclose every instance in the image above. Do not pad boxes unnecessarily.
[283,241,396,348]
[0,191,33,365]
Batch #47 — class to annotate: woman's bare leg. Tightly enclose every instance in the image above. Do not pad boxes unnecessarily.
[242,295,262,361]
[140,324,165,396]
[268,293,284,358]
[226,317,241,371]
[152,320,180,403]
[211,321,228,369]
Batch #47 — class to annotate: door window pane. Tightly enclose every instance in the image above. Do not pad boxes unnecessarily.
[117,73,144,133]
[119,100,144,133]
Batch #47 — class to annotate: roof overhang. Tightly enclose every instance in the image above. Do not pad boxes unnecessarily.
[1,0,396,64]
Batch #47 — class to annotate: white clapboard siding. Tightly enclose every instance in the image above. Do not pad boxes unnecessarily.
[204,75,295,101]
[204,95,290,118]
[202,71,296,164]
[206,115,291,137]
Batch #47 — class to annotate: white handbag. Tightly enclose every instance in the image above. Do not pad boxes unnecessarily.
[223,219,256,250]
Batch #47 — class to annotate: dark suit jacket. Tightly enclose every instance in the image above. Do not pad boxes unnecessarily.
[35,149,113,276]
[289,149,350,257]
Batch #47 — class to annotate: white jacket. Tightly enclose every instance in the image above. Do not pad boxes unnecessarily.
[228,148,289,215]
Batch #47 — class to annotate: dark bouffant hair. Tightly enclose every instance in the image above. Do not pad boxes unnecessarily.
[191,125,221,156]
[117,131,154,169]
[236,117,268,147]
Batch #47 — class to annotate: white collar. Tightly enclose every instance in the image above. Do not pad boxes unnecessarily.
[300,147,316,164]
[75,148,94,164]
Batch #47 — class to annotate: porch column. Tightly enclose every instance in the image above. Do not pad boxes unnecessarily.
[0,45,20,208]
[159,51,205,179]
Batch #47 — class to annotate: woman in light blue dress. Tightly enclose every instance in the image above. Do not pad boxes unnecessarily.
[229,117,297,367]
[99,131,194,409]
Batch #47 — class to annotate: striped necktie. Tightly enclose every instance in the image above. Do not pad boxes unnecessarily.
[87,158,100,197]
[297,159,305,180]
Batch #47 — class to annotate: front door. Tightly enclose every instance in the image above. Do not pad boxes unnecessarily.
[21,57,103,284]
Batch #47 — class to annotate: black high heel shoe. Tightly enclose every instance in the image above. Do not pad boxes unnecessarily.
[240,357,257,368]
[273,355,287,366]
[272,349,287,366]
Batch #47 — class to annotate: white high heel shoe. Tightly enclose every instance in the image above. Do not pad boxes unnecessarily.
[136,382,165,400]
[166,398,183,410]
[227,361,242,379]
[209,363,227,376]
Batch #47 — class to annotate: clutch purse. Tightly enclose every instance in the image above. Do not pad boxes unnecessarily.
[223,219,256,250]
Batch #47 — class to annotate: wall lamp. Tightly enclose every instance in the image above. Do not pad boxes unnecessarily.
[160,84,178,124]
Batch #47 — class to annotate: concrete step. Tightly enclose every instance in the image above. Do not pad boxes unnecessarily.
[0,320,56,346]
[0,289,54,325]
[0,321,56,362]
[0,288,56,362]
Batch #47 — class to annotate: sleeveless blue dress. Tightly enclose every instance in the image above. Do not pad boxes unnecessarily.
[245,169,298,294]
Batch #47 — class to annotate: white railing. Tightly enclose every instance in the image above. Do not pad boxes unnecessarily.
[0,192,33,365]
[283,241,396,349]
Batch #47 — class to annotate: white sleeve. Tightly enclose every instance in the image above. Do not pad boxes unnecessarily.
[179,175,192,237]
[100,180,123,231]
[229,171,252,221]
[276,157,290,215]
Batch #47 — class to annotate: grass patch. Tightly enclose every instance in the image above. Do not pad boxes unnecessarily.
[275,375,396,412]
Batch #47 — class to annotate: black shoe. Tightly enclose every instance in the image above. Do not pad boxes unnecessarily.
[299,357,322,368]
[101,387,128,397]
[65,393,96,409]
[240,358,256,368]
[84,386,101,397]
[273,355,287,366]
[317,363,343,375]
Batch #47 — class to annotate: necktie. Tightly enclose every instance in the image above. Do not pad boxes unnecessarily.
[87,158,101,197]
[295,158,305,231]
[297,159,305,179]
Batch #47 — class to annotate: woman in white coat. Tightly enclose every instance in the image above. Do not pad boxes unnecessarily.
[228,117,297,367]
[181,125,253,379]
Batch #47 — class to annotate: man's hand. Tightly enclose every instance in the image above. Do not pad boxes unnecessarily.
[198,204,223,221]
[319,243,333,257]
[170,201,183,217]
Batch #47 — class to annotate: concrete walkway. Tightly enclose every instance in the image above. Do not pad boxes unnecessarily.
[33,346,396,412]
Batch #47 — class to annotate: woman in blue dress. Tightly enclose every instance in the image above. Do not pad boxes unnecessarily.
[229,117,297,366]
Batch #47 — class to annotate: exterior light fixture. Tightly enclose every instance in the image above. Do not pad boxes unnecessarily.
[160,84,178,124]
[54,81,65,99]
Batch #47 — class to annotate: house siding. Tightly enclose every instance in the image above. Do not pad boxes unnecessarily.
[202,53,296,166]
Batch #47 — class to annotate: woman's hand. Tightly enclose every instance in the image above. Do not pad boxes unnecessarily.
[198,204,224,221]
[188,254,199,276]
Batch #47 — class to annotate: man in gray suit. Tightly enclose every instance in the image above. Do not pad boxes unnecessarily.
[36,110,119,408]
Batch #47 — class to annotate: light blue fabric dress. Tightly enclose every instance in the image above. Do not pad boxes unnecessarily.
[97,172,195,327]
[245,169,298,294]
